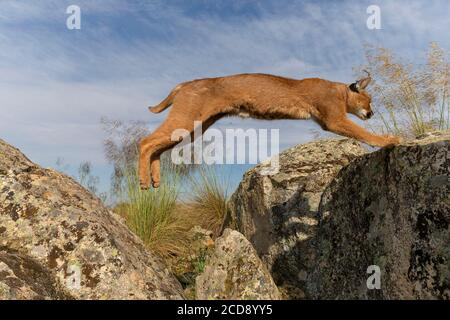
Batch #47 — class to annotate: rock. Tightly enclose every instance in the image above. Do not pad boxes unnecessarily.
[223,138,367,298]
[196,229,281,300]
[309,132,450,299]
[0,139,184,300]
[0,249,70,300]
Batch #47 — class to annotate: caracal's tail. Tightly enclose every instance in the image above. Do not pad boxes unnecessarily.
[148,84,183,113]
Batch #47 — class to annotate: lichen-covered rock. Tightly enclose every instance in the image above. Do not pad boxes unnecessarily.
[0,139,184,300]
[223,138,367,298]
[196,229,280,300]
[309,132,450,299]
[0,249,70,300]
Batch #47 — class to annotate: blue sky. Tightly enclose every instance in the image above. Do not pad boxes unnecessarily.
[0,0,449,194]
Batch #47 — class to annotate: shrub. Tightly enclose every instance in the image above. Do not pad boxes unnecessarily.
[114,157,229,259]
[360,42,449,137]
[121,166,191,257]
[179,165,230,237]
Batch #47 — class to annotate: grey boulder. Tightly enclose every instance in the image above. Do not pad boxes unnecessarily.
[196,229,281,300]
[0,138,184,300]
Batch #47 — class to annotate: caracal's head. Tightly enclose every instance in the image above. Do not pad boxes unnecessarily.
[347,71,374,120]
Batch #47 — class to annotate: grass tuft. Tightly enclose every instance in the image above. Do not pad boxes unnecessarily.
[359,42,449,137]
[180,165,229,237]
[116,164,229,259]
[120,167,189,257]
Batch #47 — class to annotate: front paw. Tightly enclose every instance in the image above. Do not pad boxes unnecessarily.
[152,181,160,188]
[382,135,402,147]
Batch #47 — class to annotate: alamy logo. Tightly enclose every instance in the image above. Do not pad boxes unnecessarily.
[366,265,381,289]
[366,5,381,30]
[66,5,81,30]
[170,121,280,175]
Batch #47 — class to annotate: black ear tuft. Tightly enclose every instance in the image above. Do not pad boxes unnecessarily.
[349,82,359,93]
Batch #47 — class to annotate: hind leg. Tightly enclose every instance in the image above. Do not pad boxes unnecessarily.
[140,97,228,189]
[139,117,198,189]
[139,122,176,189]
[150,154,161,188]
[151,112,225,187]
[149,139,181,188]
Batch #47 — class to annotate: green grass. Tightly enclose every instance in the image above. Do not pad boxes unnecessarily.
[182,165,230,236]
[121,167,188,257]
[117,164,229,258]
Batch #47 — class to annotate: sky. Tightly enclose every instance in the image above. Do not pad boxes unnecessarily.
[0,0,449,195]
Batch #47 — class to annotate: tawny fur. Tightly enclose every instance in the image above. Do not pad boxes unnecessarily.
[139,73,400,189]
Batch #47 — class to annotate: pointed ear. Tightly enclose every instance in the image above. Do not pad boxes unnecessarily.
[349,82,359,92]
[357,76,372,90]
